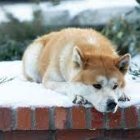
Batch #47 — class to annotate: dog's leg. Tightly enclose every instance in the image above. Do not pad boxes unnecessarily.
[43,81,92,105]
[72,95,92,107]
[42,68,93,106]
[118,92,130,102]
[43,81,83,102]
[73,95,88,105]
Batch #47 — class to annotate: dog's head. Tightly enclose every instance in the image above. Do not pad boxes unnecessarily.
[70,45,131,113]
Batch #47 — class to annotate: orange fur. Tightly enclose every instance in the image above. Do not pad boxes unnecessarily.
[23,28,128,88]
[23,28,131,113]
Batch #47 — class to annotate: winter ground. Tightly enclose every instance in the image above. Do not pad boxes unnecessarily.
[0,0,138,23]
[0,61,73,108]
[0,56,140,109]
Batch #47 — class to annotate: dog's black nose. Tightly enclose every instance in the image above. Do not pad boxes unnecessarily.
[107,99,117,111]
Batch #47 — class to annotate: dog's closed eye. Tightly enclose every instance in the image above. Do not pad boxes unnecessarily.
[93,84,102,89]
[113,84,118,90]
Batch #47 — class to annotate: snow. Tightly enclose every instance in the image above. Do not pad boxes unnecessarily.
[0,0,138,22]
[119,54,140,107]
[46,0,138,17]
[0,3,33,22]
[131,54,140,66]
[0,59,140,109]
[0,61,73,108]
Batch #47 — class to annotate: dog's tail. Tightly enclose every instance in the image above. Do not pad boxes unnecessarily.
[22,41,43,83]
[22,31,58,82]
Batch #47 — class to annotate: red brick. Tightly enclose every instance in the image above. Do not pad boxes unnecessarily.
[0,108,12,131]
[91,108,104,129]
[35,108,49,130]
[54,107,67,129]
[4,131,51,140]
[108,108,122,128]
[56,130,104,140]
[104,130,140,139]
[3,130,140,140]
[124,107,138,128]
[71,107,86,129]
[17,107,32,130]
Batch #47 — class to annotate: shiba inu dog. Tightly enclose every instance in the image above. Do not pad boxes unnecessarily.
[23,28,130,113]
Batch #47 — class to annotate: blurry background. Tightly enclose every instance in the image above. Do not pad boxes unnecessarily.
[0,0,140,61]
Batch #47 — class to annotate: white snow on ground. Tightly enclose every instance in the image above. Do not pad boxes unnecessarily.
[119,54,140,108]
[131,54,140,66]
[0,61,73,108]
[0,59,140,109]
[45,0,138,17]
[0,0,138,22]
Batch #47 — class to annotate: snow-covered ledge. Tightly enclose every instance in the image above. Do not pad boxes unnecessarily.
[0,59,140,108]
[0,60,140,139]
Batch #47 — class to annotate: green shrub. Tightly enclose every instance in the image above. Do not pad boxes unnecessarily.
[0,10,48,61]
[102,18,140,56]
[0,9,69,61]
[0,6,140,61]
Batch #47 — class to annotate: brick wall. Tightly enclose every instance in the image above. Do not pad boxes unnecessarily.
[0,106,140,140]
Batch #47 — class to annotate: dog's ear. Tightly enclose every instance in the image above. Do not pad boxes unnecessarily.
[117,53,131,74]
[72,46,84,68]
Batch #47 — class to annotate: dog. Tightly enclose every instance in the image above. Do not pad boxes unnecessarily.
[22,28,130,113]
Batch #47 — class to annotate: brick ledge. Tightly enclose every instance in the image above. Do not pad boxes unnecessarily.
[0,106,139,131]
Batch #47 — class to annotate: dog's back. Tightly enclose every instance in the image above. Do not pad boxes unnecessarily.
[23,28,118,83]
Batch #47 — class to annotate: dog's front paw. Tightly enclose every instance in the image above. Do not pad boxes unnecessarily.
[118,93,130,102]
[72,95,88,105]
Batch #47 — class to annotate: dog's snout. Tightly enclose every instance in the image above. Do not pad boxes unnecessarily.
[107,99,117,111]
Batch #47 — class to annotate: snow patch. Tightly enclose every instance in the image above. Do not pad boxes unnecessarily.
[0,0,138,22]
[0,60,140,109]
[0,61,73,108]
